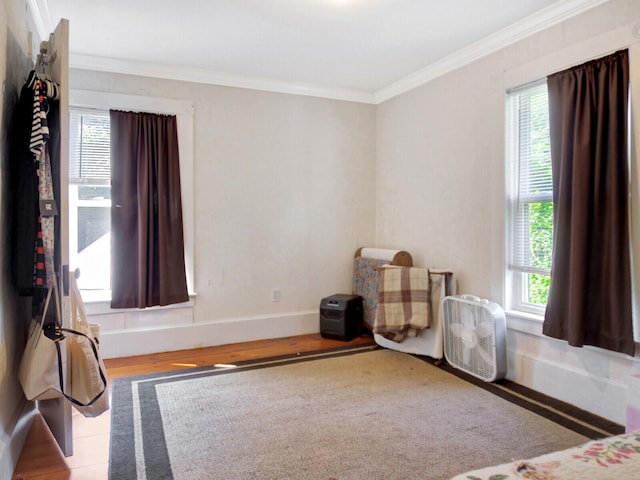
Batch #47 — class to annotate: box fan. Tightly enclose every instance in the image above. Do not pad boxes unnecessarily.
[441,294,507,382]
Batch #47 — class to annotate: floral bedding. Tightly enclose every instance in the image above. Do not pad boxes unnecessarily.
[450,430,640,480]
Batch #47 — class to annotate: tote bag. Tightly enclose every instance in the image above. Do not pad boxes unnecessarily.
[18,279,109,416]
[18,287,65,401]
[68,274,109,416]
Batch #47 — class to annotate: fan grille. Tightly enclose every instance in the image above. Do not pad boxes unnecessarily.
[442,296,504,382]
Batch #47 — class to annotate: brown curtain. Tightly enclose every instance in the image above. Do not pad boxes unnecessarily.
[543,50,634,356]
[110,110,189,308]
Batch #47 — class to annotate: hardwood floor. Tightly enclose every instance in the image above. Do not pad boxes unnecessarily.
[11,333,374,479]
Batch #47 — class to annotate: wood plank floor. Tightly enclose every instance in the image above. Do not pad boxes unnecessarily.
[11,333,375,480]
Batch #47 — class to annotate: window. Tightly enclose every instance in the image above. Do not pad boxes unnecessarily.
[69,109,112,292]
[69,90,195,304]
[506,82,553,313]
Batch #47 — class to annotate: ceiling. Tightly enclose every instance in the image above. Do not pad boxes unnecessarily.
[36,0,608,103]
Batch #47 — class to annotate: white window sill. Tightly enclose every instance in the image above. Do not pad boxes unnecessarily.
[506,309,640,361]
[505,309,544,336]
[79,290,197,315]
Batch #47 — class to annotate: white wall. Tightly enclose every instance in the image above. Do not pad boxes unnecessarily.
[376,0,640,424]
[0,0,40,476]
[69,70,377,358]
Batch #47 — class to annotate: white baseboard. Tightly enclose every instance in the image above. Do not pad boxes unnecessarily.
[508,348,628,425]
[0,403,36,480]
[504,313,640,425]
[99,310,319,359]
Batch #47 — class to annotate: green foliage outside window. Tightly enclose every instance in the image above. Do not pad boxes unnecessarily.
[527,203,552,305]
[523,87,552,306]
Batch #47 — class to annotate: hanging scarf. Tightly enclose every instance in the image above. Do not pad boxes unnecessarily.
[28,75,60,288]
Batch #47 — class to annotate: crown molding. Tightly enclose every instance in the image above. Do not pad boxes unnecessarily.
[374,0,610,103]
[70,54,377,104]
[64,0,606,104]
[27,0,54,41]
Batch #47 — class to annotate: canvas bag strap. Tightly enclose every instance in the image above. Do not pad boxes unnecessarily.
[30,286,55,348]
[53,327,107,407]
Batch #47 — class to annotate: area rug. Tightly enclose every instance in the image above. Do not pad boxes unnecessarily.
[108,346,615,480]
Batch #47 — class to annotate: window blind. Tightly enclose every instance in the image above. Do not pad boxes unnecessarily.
[509,82,553,276]
[69,109,110,182]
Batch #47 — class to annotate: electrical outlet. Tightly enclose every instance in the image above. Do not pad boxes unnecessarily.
[271,289,281,303]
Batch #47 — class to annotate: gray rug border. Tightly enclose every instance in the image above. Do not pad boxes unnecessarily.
[108,344,378,480]
[416,356,624,439]
[108,344,623,480]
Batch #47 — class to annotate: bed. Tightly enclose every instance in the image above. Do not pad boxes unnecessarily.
[450,430,640,480]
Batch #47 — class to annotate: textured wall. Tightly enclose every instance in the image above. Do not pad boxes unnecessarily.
[69,69,376,353]
[0,0,39,475]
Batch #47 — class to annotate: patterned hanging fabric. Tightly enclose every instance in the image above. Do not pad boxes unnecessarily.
[30,80,49,156]
[37,148,56,287]
[30,78,59,288]
[33,217,46,287]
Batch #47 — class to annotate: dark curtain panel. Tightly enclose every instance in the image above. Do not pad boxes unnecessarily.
[543,49,634,356]
[110,110,189,308]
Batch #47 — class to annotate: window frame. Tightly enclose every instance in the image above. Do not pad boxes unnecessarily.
[68,108,112,292]
[69,90,195,303]
[505,80,552,316]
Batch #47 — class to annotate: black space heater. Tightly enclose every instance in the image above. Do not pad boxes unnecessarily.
[319,294,363,341]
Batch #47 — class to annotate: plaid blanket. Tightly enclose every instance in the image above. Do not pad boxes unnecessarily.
[374,267,431,342]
